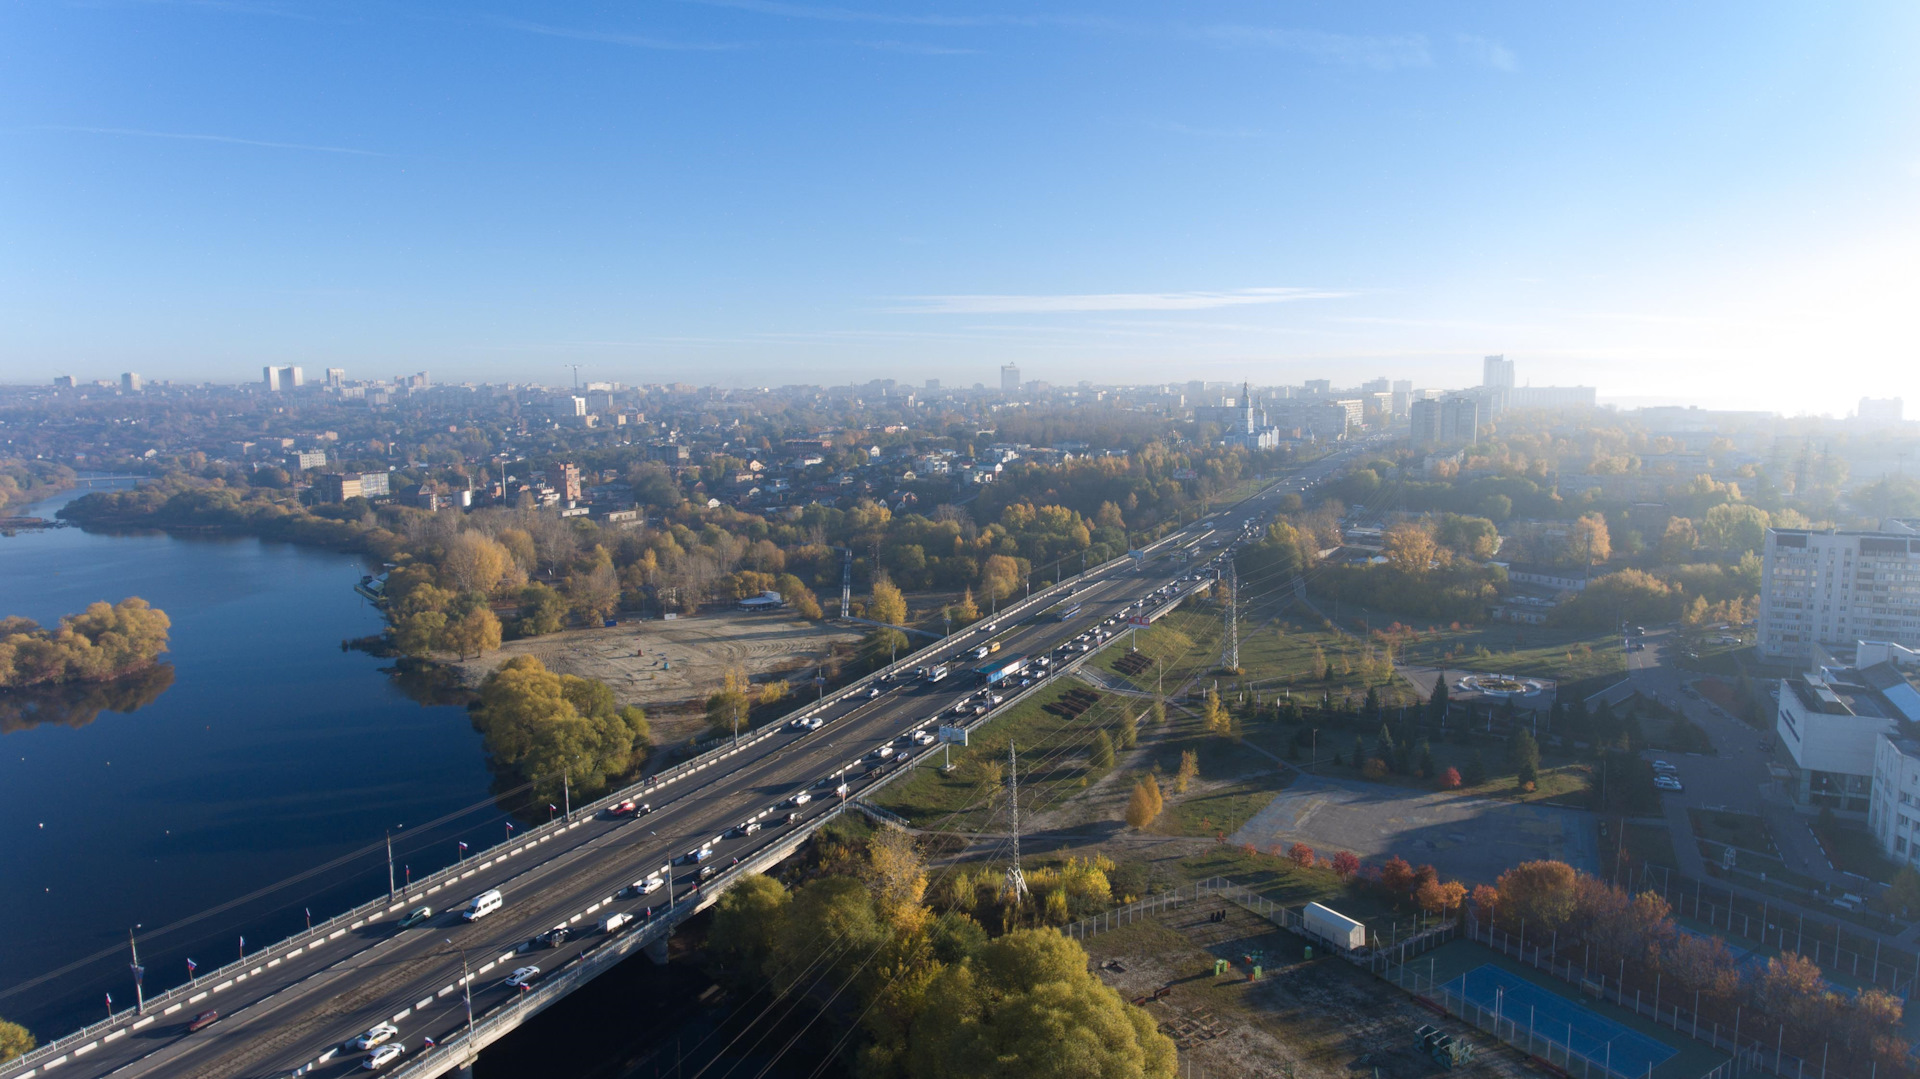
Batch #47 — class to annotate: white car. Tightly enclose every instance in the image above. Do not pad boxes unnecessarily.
[505,965,542,989]
[785,791,813,808]
[354,1023,399,1050]
[1654,776,1684,792]
[362,1043,404,1070]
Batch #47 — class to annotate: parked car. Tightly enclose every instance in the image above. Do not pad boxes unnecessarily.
[397,906,433,928]
[1650,760,1677,774]
[1654,776,1684,792]
[354,1023,400,1050]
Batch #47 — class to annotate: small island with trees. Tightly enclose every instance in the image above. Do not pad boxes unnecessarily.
[0,598,171,688]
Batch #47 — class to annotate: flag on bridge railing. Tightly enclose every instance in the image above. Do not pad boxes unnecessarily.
[186,958,196,975]
[423,1035,436,1049]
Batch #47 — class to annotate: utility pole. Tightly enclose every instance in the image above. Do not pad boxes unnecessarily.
[1005,741,1028,901]
[128,925,145,1014]
[562,770,572,821]
[386,828,396,900]
[840,547,853,619]
[1221,562,1239,672]
[564,363,582,389]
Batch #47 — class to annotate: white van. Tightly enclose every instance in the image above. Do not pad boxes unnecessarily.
[462,889,503,922]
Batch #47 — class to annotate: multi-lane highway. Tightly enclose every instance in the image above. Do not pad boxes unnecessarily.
[4,444,1366,1079]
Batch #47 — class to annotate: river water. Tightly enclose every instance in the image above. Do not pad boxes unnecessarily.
[0,484,844,1078]
[0,483,496,1037]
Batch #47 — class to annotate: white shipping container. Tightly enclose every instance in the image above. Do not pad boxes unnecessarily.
[1302,902,1366,951]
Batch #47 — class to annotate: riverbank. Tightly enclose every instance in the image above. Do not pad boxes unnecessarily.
[0,486,497,1040]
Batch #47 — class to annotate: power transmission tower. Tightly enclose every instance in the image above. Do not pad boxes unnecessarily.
[1222,563,1239,672]
[1004,741,1028,901]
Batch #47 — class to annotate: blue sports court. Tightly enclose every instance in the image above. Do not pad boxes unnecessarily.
[1441,964,1679,1078]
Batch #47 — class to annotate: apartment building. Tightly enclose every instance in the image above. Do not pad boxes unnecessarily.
[1758,524,1920,662]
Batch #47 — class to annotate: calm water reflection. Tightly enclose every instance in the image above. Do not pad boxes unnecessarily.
[0,485,499,1038]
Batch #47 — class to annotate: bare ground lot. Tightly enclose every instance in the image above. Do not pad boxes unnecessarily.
[1082,898,1548,1079]
[450,611,861,740]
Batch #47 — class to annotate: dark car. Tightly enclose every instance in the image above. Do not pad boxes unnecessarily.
[774,811,798,826]
[188,1009,220,1033]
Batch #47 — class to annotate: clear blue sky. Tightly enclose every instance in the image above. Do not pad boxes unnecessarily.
[3,1,1915,413]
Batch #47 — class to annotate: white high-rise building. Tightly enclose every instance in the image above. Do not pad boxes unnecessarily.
[1482,355,1515,389]
[1759,524,1920,662]
[1000,364,1022,393]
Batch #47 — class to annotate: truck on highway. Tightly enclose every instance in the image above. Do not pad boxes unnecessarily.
[974,654,1027,685]
[923,663,949,683]
[599,911,634,934]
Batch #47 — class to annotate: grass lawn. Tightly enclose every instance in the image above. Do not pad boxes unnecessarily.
[1688,808,1779,858]
[1240,589,1630,692]
[1622,821,1680,872]
[1818,822,1903,885]
[871,679,1139,831]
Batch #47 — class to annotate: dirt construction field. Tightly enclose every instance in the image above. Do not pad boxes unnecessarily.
[1081,897,1548,1079]
[452,611,861,716]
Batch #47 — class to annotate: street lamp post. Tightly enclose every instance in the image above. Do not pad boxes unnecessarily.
[128,925,145,1014]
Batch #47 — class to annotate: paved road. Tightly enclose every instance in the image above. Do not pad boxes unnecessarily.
[6,446,1373,1079]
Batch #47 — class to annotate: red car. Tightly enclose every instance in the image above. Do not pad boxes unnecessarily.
[607,799,637,818]
[187,1009,219,1033]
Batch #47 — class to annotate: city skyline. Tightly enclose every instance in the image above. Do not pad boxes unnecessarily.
[3,1,1916,413]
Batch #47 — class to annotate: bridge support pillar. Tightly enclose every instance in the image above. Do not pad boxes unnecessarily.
[644,933,671,966]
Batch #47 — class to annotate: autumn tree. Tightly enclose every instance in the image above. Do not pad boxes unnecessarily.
[441,604,502,659]
[909,929,1176,1079]
[1125,776,1163,829]
[1287,842,1315,869]
[709,874,789,977]
[864,827,930,929]
[0,1017,32,1064]
[950,588,980,625]
[1117,711,1138,751]
[1494,860,1579,934]
[1090,730,1115,769]
[471,656,650,799]
[1564,512,1612,567]
[514,582,567,636]
[1384,522,1439,574]
[1174,749,1199,793]
[704,668,752,740]
[1417,879,1467,915]
[567,545,621,623]
[440,530,521,594]
[1330,851,1360,879]
[0,597,172,687]
[1658,516,1698,562]
[980,554,1022,602]
[869,576,909,627]
[775,573,823,620]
